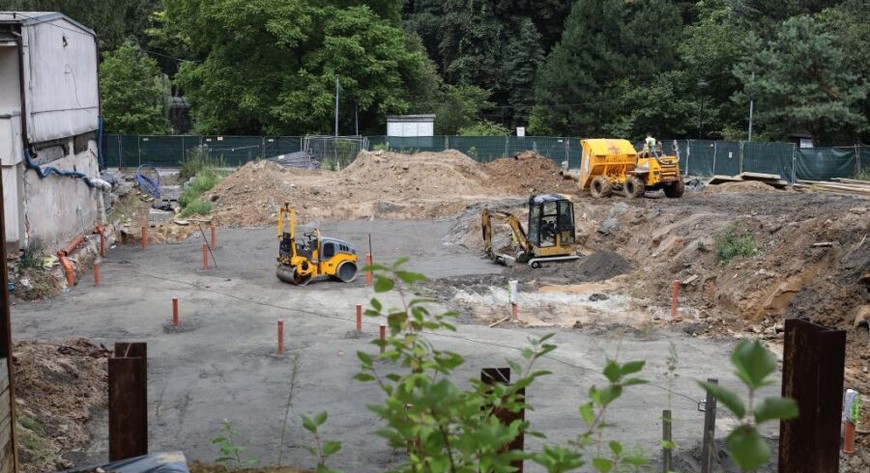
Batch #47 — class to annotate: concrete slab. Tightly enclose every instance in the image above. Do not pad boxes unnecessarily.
[11,220,780,472]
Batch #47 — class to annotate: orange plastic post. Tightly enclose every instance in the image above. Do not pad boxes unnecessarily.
[844,421,856,454]
[511,303,518,320]
[94,263,101,286]
[671,280,680,319]
[277,319,285,354]
[172,297,179,327]
[211,226,217,249]
[365,253,373,285]
[141,226,147,249]
[98,226,106,257]
[356,304,363,334]
[379,324,386,354]
[202,242,209,270]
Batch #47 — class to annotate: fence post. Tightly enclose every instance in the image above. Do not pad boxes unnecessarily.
[712,141,718,175]
[855,144,861,176]
[701,378,718,473]
[738,140,744,174]
[791,144,798,184]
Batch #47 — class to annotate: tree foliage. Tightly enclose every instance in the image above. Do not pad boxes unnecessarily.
[165,0,433,135]
[99,40,169,134]
[3,0,159,50]
[733,14,869,142]
[531,0,685,137]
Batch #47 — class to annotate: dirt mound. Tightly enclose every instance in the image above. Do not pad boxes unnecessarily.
[205,150,582,227]
[14,338,109,473]
[705,180,782,194]
[484,152,578,196]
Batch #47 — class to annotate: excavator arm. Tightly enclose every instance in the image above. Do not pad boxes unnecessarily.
[481,208,533,264]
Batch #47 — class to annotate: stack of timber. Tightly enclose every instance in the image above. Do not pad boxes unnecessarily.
[794,178,870,196]
[707,172,789,188]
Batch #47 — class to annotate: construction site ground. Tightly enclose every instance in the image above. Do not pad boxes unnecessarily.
[10,150,870,472]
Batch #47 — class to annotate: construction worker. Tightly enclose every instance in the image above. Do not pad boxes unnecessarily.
[642,132,656,157]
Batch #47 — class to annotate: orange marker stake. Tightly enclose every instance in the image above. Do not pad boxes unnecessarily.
[94,263,101,286]
[277,319,285,354]
[379,324,386,354]
[202,242,209,270]
[172,297,179,327]
[365,253,374,285]
[356,304,363,334]
[141,226,147,249]
[98,227,106,257]
[211,226,217,249]
[671,280,680,320]
[511,303,518,320]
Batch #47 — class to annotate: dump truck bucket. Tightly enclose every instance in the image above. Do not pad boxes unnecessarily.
[579,139,639,190]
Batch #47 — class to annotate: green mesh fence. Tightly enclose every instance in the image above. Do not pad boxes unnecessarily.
[795,147,858,181]
[743,142,796,182]
[859,145,870,176]
[102,134,869,182]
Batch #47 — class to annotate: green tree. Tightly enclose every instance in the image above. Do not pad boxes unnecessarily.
[532,0,684,137]
[431,85,493,135]
[3,0,159,50]
[99,40,169,134]
[503,18,544,126]
[733,14,869,143]
[167,0,433,135]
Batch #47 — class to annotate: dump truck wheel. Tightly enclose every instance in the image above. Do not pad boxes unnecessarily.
[664,179,685,198]
[624,175,645,199]
[590,176,612,198]
[336,261,358,283]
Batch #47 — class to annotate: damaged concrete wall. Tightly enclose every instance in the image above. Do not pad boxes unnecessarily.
[21,137,101,251]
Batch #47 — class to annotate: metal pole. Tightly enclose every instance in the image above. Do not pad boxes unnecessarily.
[334,77,340,137]
[355,101,359,137]
[662,409,672,473]
[701,379,718,473]
[748,72,755,142]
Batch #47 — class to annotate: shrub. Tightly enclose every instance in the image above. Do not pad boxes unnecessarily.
[715,225,757,264]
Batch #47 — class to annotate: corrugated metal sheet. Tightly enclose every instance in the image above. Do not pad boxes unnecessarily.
[21,16,99,143]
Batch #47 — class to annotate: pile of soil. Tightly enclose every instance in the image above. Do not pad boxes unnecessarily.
[483,151,577,196]
[705,180,784,194]
[14,339,109,473]
[206,150,577,227]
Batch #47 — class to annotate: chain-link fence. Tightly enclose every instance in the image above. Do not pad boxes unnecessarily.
[103,134,868,182]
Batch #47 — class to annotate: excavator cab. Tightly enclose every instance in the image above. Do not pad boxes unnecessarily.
[481,194,580,268]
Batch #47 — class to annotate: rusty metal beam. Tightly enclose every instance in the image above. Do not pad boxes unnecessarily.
[778,319,846,473]
[109,342,148,461]
[481,368,524,473]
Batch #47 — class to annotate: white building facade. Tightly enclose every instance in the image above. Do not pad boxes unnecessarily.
[0,11,103,253]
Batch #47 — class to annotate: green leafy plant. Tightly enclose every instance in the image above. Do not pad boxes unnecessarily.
[458,120,511,136]
[698,340,798,472]
[715,225,757,264]
[356,259,650,473]
[210,420,259,471]
[302,411,342,473]
[855,169,870,181]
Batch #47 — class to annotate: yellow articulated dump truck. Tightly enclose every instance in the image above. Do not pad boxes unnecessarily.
[578,138,684,199]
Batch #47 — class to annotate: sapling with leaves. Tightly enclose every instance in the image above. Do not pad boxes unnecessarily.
[698,340,799,472]
[356,259,652,473]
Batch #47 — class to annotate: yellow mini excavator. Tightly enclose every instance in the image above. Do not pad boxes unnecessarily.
[276,203,358,286]
[481,194,581,268]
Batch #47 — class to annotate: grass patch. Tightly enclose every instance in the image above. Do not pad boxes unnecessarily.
[180,148,226,183]
[855,169,870,181]
[18,242,44,270]
[17,417,52,462]
[178,199,213,218]
[178,155,222,217]
[715,225,757,264]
